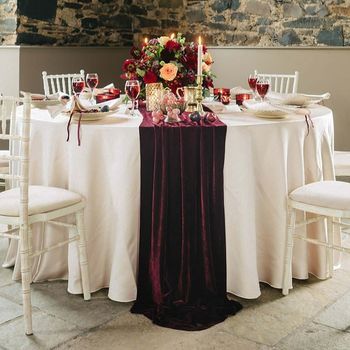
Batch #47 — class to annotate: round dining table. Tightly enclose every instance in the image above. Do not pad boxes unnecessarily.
[4,103,335,301]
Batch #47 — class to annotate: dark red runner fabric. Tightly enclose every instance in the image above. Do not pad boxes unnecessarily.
[131,107,242,331]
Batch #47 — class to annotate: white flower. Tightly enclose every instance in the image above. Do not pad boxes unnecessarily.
[158,36,171,46]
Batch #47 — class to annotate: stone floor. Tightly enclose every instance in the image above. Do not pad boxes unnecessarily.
[1,239,350,350]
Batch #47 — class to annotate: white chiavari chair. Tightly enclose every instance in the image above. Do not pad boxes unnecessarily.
[334,151,350,177]
[42,69,85,96]
[282,180,350,296]
[0,95,90,335]
[254,70,299,94]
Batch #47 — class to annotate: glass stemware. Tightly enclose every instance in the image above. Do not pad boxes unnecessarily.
[86,73,99,104]
[248,73,258,98]
[72,76,85,97]
[125,80,141,116]
[256,78,270,101]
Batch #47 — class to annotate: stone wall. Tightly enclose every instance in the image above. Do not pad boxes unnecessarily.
[0,0,17,44]
[1,0,350,46]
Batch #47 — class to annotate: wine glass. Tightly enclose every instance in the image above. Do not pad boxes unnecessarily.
[248,73,258,98]
[256,78,270,101]
[125,80,141,116]
[86,73,99,103]
[72,76,85,97]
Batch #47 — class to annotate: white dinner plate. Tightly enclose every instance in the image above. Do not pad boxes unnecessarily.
[72,111,114,121]
[31,100,62,109]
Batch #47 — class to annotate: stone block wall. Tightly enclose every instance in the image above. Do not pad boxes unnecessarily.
[0,0,17,44]
[0,0,350,46]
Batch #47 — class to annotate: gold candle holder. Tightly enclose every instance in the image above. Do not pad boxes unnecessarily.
[196,74,204,115]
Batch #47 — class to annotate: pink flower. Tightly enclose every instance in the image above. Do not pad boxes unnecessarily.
[160,63,178,81]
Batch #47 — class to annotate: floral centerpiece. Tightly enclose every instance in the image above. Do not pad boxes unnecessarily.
[121,34,214,96]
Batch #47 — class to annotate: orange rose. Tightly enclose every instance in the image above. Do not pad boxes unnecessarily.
[160,63,178,81]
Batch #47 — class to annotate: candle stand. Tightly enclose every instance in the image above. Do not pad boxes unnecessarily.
[196,74,204,115]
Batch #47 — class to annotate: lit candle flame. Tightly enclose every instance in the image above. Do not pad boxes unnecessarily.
[170,33,175,39]
[198,36,202,45]
[144,37,148,44]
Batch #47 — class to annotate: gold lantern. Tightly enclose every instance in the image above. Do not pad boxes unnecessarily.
[146,83,163,111]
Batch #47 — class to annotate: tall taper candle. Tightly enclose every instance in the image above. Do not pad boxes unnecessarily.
[197,36,203,78]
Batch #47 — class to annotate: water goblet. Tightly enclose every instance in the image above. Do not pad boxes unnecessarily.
[125,80,141,116]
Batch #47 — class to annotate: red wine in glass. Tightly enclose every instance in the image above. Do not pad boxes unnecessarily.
[256,80,270,100]
[248,77,258,91]
[72,77,85,96]
[125,84,140,100]
[125,80,141,116]
[86,73,99,103]
[87,77,98,89]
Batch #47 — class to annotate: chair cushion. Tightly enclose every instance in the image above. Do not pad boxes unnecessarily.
[290,181,350,210]
[334,151,350,176]
[0,185,83,217]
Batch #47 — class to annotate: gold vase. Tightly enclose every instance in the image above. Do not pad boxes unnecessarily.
[146,83,163,111]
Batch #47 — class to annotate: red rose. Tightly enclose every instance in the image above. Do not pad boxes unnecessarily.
[165,40,181,52]
[122,59,136,73]
[181,52,197,71]
[143,70,158,84]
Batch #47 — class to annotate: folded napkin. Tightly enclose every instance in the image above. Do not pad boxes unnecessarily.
[243,100,276,111]
[80,83,115,99]
[77,96,122,111]
[204,101,241,114]
[268,92,330,106]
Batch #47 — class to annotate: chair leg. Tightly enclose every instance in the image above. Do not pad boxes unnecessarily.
[327,216,334,278]
[75,210,91,301]
[19,225,33,335]
[282,206,296,295]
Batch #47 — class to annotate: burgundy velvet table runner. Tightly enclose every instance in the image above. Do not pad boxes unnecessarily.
[131,107,242,331]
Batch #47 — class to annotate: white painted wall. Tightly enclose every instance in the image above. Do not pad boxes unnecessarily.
[1,46,349,149]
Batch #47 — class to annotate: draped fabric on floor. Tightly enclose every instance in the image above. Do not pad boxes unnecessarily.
[131,108,242,331]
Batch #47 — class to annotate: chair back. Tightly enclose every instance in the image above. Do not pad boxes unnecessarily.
[254,70,299,94]
[42,70,85,95]
[0,95,31,224]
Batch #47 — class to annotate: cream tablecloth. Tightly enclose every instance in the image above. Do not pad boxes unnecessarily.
[3,105,335,300]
